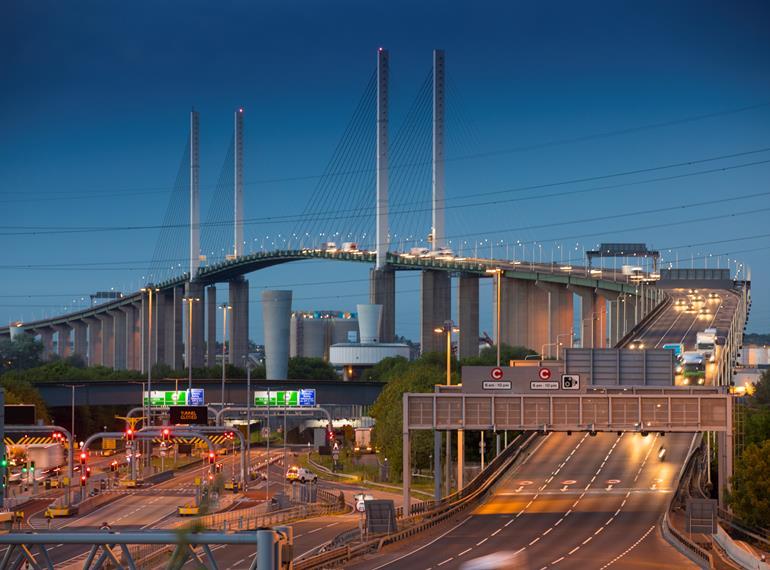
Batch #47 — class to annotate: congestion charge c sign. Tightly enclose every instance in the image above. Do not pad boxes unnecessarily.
[490,367,504,380]
[538,368,552,380]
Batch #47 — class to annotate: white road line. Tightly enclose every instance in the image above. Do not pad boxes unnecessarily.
[437,557,454,566]
[551,556,565,564]
[476,538,488,546]
[458,548,472,556]
[491,528,502,536]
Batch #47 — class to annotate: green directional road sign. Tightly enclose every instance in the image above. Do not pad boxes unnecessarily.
[254,390,299,407]
[144,390,188,407]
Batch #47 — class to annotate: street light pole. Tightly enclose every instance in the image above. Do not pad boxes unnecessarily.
[434,320,460,495]
[219,304,232,408]
[485,268,503,367]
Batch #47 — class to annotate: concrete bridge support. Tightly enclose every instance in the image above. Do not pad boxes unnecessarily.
[160,287,184,370]
[54,325,71,358]
[228,279,249,365]
[86,318,102,366]
[457,275,479,358]
[535,282,574,357]
[110,310,126,370]
[596,290,619,347]
[72,321,87,361]
[571,286,608,348]
[129,303,142,371]
[421,270,451,354]
[492,279,552,354]
[206,285,217,367]
[97,313,114,368]
[369,268,395,343]
[37,328,54,361]
[186,282,206,369]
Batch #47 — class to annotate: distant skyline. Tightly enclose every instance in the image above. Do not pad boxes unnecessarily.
[2,0,770,342]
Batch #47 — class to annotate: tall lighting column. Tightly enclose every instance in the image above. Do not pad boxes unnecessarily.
[434,320,459,496]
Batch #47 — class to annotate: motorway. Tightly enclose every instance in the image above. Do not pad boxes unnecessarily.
[351,431,696,570]
[632,287,739,384]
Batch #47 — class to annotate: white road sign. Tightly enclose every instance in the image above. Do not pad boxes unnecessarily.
[530,381,559,390]
[538,368,552,380]
[561,374,580,390]
[483,381,512,390]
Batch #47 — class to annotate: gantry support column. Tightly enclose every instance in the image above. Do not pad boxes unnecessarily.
[229,279,249,365]
[206,285,217,367]
[54,325,71,358]
[186,282,205,369]
[420,270,451,354]
[86,318,102,367]
[369,268,395,343]
[110,310,126,370]
[72,321,87,361]
[97,313,115,368]
[457,275,479,358]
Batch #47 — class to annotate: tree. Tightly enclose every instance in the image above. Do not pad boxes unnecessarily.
[749,369,770,406]
[369,356,445,479]
[1,377,50,423]
[0,335,43,372]
[460,344,538,366]
[728,440,770,528]
[287,357,337,380]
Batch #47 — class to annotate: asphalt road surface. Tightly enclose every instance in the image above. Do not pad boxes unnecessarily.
[350,432,696,570]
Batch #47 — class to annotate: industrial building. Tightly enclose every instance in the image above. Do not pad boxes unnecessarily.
[289,310,359,359]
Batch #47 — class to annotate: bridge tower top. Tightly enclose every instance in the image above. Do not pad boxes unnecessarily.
[190,109,201,279]
[432,49,445,251]
[376,48,389,269]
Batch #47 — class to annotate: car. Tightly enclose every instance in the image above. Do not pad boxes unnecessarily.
[658,446,667,461]
[674,298,687,308]
[285,466,317,484]
[628,338,645,350]
[707,292,720,301]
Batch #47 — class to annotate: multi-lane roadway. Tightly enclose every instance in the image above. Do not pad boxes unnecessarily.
[351,432,696,570]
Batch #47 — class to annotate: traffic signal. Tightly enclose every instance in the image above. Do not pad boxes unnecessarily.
[80,475,87,487]
[208,452,215,464]
[80,451,87,465]
[326,429,335,443]
[1,458,7,468]
[85,466,92,479]
[30,461,35,473]
[126,428,134,441]
[162,428,171,441]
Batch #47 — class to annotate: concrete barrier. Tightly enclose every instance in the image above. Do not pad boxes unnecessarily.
[714,524,770,570]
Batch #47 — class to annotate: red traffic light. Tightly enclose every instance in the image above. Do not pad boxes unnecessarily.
[162,428,171,440]
[85,466,92,478]
[79,452,87,464]
[80,475,87,486]
[208,452,215,464]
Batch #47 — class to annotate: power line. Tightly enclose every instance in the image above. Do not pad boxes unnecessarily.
[4,146,770,236]
[3,100,767,202]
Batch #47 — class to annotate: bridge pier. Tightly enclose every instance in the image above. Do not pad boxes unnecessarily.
[158,287,184,370]
[495,279,553,354]
[128,303,142,371]
[186,282,205,369]
[36,328,54,361]
[571,286,606,348]
[457,275,479,358]
[369,268,395,343]
[54,325,71,358]
[86,317,102,366]
[228,279,249,365]
[98,313,114,368]
[111,310,127,370]
[206,285,217,367]
[72,321,87,361]
[420,270,451,354]
[535,282,574,357]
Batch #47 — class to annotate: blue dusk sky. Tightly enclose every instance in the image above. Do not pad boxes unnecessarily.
[2,0,769,343]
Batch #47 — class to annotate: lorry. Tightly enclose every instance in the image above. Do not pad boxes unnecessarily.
[354,427,373,453]
[341,242,358,252]
[26,443,65,473]
[696,328,717,363]
[680,351,706,384]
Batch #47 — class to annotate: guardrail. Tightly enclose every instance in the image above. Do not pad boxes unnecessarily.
[661,434,715,569]
[295,432,534,570]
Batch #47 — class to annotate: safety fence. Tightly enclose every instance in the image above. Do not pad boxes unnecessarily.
[294,432,534,570]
